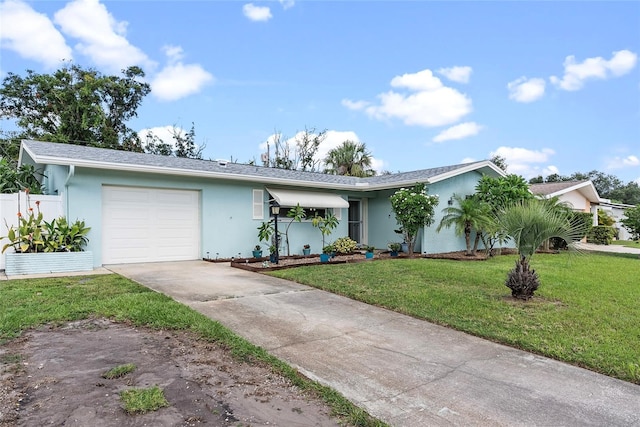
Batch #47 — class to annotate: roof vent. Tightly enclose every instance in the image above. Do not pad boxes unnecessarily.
[216,159,229,167]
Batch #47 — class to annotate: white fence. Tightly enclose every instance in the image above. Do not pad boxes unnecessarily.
[0,192,64,270]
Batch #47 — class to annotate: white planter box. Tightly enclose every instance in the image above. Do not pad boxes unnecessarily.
[4,251,94,276]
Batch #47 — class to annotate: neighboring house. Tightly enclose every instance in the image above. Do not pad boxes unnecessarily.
[17,140,505,267]
[529,180,635,240]
[597,199,635,241]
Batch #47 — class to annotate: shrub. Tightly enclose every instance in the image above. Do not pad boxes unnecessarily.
[587,225,615,245]
[333,236,357,254]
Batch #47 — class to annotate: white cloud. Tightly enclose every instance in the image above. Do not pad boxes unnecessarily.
[433,122,483,143]
[258,130,385,173]
[607,155,640,169]
[507,77,546,103]
[279,0,295,10]
[243,3,272,21]
[341,99,370,110]
[151,45,214,101]
[0,0,72,68]
[437,66,472,83]
[461,157,476,164]
[550,49,638,91]
[54,0,154,73]
[490,146,556,178]
[347,69,472,128]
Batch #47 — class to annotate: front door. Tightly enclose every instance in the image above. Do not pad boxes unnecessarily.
[348,200,362,243]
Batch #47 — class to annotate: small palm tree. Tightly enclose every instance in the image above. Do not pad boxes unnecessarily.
[436,195,492,256]
[498,199,587,300]
[324,140,375,177]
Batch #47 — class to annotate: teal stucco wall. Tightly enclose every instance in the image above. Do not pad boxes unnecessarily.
[49,166,348,266]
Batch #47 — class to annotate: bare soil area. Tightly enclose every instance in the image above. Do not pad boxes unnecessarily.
[0,319,341,427]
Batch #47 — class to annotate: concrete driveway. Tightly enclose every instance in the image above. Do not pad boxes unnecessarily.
[108,261,640,426]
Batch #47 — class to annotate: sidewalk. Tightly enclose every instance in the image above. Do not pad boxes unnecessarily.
[109,261,640,427]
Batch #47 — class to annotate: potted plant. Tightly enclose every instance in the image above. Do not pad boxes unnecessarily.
[2,202,93,275]
[388,242,402,256]
[365,245,375,259]
[320,244,335,263]
[269,244,278,263]
[302,244,311,256]
[252,244,263,258]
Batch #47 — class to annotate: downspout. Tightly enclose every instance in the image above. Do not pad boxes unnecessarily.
[64,165,75,217]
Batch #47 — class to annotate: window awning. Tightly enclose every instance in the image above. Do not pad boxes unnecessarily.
[266,188,349,209]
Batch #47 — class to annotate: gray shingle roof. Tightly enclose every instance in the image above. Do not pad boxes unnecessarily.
[529,180,590,196]
[21,140,500,191]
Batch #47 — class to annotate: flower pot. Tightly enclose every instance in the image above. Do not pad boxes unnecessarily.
[320,253,330,263]
[303,248,311,256]
[390,250,398,257]
[252,250,263,258]
[4,251,93,276]
[269,253,277,263]
[365,251,374,259]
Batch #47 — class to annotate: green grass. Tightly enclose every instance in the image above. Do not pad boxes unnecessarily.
[119,385,168,414]
[269,251,640,384]
[610,239,640,248]
[102,363,136,379]
[0,274,385,427]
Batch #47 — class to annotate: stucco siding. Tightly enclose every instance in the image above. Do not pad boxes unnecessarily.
[61,168,350,265]
[422,172,483,254]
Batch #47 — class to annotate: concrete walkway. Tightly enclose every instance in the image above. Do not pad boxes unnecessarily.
[107,260,640,426]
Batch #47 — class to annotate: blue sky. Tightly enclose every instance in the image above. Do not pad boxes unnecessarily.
[1,0,639,184]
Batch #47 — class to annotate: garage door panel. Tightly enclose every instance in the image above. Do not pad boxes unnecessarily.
[102,186,200,264]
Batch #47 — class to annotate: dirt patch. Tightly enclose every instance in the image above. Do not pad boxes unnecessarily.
[0,319,341,427]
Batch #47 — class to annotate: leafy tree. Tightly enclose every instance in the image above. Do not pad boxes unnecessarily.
[597,209,615,226]
[311,211,339,249]
[0,158,43,194]
[498,199,587,300]
[608,182,640,206]
[475,174,532,210]
[141,123,205,159]
[263,127,327,171]
[0,63,150,153]
[389,183,439,256]
[436,194,492,256]
[324,140,375,177]
[490,155,508,172]
[283,204,306,256]
[621,205,640,240]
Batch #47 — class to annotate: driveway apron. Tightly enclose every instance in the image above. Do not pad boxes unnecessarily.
[108,261,640,427]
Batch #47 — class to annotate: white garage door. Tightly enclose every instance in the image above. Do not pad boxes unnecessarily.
[102,186,200,264]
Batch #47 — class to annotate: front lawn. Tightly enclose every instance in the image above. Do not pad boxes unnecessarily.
[611,239,640,249]
[269,252,640,384]
[0,274,384,427]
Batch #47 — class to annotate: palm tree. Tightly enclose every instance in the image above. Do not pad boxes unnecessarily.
[324,140,375,177]
[436,195,492,256]
[497,199,587,300]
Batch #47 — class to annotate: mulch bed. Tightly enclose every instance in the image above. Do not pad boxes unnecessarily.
[205,248,523,272]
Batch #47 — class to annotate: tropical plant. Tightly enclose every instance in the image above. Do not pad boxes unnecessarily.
[0,159,44,194]
[388,242,402,252]
[283,204,307,256]
[497,199,587,300]
[389,183,439,256]
[2,201,90,253]
[323,140,375,177]
[322,244,336,254]
[333,236,358,254]
[311,212,339,249]
[436,194,492,256]
[621,205,640,240]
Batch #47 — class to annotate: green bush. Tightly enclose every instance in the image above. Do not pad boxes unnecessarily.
[333,236,358,254]
[587,225,615,245]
